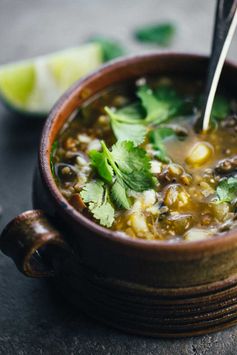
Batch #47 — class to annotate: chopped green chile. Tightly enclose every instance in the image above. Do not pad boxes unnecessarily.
[52,76,237,242]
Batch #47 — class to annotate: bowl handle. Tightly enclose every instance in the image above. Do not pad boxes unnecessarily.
[0,209,71,278]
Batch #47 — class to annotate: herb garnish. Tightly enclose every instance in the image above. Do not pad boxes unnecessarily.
[88,36,125,62]
[211,96,230,120]
[80,180,115,227]
[149,127,176,163]
[80,140,155,226]
[137,85,184,124]
[134,23,175,46]
[104,105,147,146]
[105,84,185,146]
[216,177,237,203]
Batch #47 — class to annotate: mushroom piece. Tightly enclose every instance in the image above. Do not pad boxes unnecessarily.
[70,193,86,212]
[55,163,77,182]
[214,155,237,175]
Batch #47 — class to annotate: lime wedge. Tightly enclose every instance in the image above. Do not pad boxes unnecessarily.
[0,42,111,116]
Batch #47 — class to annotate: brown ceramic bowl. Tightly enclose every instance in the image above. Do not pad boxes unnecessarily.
[1,53,237,337]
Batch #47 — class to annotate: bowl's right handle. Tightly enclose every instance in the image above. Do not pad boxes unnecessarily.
[0,210,72,278]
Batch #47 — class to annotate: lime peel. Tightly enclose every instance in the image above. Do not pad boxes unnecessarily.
[0,43,103,115]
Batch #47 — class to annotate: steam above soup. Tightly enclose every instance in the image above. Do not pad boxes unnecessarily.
[51,77,237,242]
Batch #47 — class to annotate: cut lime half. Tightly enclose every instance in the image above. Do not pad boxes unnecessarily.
[0,40,124,117]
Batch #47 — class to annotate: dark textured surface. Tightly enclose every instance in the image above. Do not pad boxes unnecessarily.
[1,1,237,354]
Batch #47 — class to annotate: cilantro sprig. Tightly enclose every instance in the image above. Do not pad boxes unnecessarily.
[149,127,176,163]
[105,84,187,146]
[80,181,115,227]
[104,105,147,146]
[80,140,155,227]
[137,85,184,124]
[211,96,230,121]
[216,177,237,203]
[134,23,176,47]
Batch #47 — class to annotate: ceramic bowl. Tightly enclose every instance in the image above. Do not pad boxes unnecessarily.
[2,53,237,337]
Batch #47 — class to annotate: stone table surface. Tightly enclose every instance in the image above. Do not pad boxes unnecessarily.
[1,0,237,354]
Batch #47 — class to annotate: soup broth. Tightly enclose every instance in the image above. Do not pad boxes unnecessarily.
[52,76,237,242]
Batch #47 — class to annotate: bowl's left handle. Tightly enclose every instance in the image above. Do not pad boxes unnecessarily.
[0,210,71,278]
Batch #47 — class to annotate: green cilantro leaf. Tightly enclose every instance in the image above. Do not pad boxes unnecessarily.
[81,140,156,227]
[91,203,115,227]
[111,180,131,209]
[216,177,237,203]
[111,120,147,146]
[105,85,189,145]
[89,150,113,183]
[80,180,104,204]
[80,180,115,227]
[149,127,175,163]
[88,36,125,62]
[151,126,175,140]
[109,140,155,191]
[110,102,144,122]
[91,140,155,192]
[105,105,147,145]
[134,23,175,46]
[211,96,230,120]
[137,85,183,124]
[196,95,231,122]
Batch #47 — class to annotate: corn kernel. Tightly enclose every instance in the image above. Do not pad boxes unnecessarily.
[185,142,213,167]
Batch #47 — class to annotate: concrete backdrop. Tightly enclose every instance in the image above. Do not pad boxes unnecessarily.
[0,1,237,354]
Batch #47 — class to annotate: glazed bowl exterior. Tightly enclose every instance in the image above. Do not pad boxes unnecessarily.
[2,53,237,337]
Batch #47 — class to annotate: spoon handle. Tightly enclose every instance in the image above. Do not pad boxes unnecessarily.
[200,0,237,132]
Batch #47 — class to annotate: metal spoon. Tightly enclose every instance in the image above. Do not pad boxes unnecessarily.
[198,0,237,132]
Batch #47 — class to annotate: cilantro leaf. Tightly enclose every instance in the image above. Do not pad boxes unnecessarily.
[155,86,183,110]
[196,95,231,121]
[211,96,230,120]
[91,203,115,227]
[137,85,164,123]
[89,150,113,183]
[111,120,147,146]
[137,85,183,124]
[216,177,237,203]
[88,36,125,62]
[134,23,175,46]
[110,140,155,191]
[151,126,175,140]
[92,140,155,192]
[110,102,144,122]
[111,180,130,209]
[111,141,154,192]
[149,127,175,163]
[105,105,147,145]
[111,140,148,173]
[105,85,188,144]
[80,180,115,227]
[81,140,155,227]
[80,180,104,204]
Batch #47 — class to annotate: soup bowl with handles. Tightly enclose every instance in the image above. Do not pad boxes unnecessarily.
[2,53,237,337]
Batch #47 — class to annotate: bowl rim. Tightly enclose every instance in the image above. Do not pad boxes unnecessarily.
[39,51,237,255]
